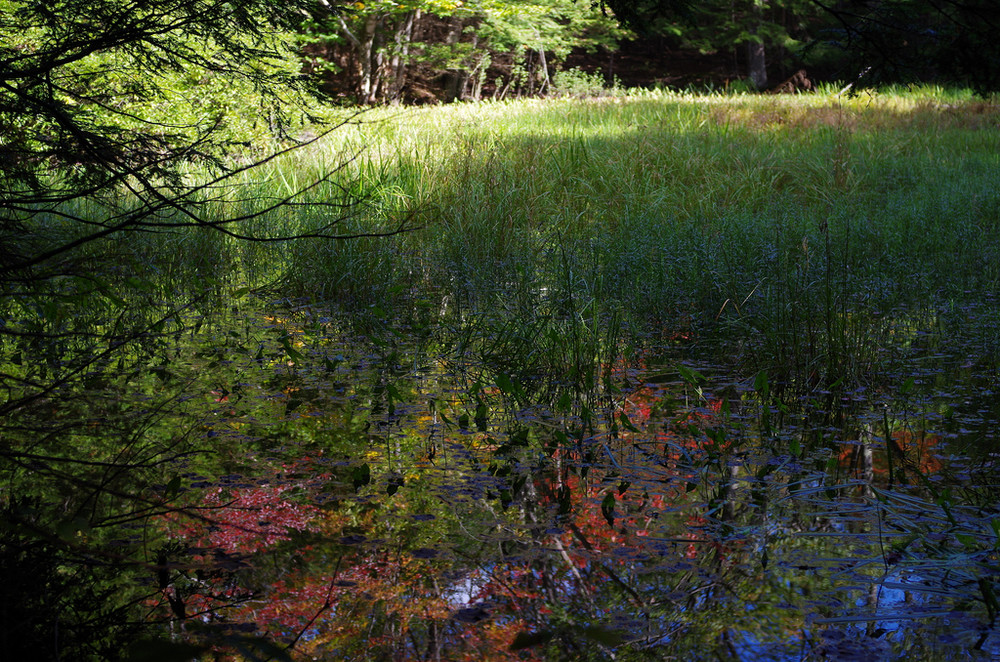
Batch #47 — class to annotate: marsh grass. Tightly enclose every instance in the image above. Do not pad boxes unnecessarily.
[58,88,1000,393]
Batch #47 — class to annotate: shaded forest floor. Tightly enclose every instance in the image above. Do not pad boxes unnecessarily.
[564,38,745,89]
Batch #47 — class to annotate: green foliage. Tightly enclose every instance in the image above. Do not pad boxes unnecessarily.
[552,68,620,97]
[302,0,626,102]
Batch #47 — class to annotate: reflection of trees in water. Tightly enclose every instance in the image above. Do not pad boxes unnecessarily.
[8,306,991,659]
[152,389,763,659]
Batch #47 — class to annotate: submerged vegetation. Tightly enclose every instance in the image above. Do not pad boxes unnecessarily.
[3,88,1000,660]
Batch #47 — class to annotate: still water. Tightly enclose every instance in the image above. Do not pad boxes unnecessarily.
[137,300,1000,660]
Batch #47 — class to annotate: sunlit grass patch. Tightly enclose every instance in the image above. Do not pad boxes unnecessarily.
[45,86,1000,395]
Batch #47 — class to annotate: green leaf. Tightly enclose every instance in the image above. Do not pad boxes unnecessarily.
[279,333,303,362]
[955,533,979,550]
[705,426,725,447]
[474,403,489,431]
[56,517,91,541]
[125,276,156,292]
[619,411,639,432]
[601,492,616,527]
[980,578,999,620]
[386,383,403,417]
[496,372,523,401]
[165,475,182,499]
[557,485,572,515]
[678,364,706,385]
[790,438,801,457]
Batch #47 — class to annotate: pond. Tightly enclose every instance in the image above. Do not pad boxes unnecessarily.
[4,90,1000,662]
[110,297,1000,660]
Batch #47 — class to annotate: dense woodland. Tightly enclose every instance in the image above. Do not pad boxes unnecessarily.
[2,1,1000,660]
[299,0,1000,102]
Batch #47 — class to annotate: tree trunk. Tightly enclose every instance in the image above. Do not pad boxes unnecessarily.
[535,30,550,96]
[746,0,768,89]
[537,46,550,95]
[747,40,768,90]
[387,10,420,102]
[443,16,468,102]
[338,14,380,103]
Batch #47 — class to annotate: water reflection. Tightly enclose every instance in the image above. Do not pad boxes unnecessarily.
[87,305,1000,659]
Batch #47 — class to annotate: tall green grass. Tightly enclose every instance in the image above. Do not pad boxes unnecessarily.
[62,88,1000,390]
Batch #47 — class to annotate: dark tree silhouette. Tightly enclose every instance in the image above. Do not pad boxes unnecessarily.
[0,2,417,658]
[600,0,1000,94]
[811,0,1000,94]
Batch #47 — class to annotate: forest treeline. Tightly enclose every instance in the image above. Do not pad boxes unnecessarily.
[300,0,1000,104]
[301,0,817,103]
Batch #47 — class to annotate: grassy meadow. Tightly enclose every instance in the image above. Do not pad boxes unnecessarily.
[89,85,1000,390]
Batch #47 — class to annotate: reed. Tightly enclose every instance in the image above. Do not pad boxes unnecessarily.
[52,87,1000,391]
